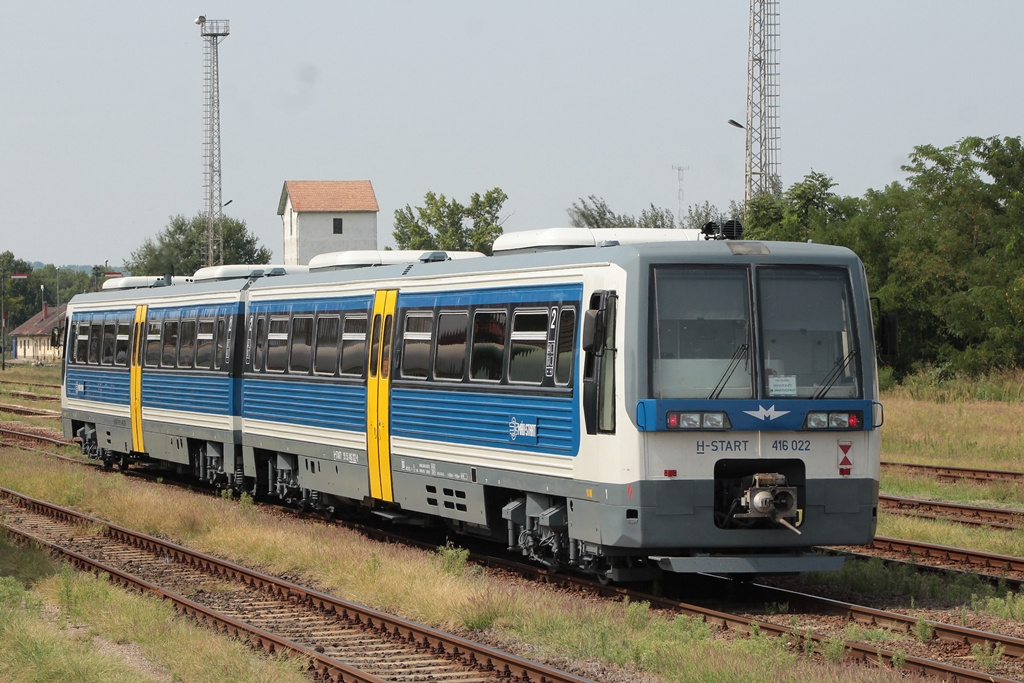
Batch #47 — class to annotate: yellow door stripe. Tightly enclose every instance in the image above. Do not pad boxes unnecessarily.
[366,290,397,501]
[129,305,147,453]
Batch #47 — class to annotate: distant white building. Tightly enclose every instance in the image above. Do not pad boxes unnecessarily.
[278,180,379,265]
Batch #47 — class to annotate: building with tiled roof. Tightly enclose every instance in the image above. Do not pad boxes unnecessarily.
[278,180,379,265]
[10,303,65,363]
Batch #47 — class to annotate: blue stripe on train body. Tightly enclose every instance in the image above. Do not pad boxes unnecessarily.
[65,367,130,405]
[390,387,579,456]
[242,378,366,431]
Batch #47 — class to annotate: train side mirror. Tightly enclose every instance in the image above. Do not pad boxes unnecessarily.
[581,309,604,353]
[877,312,898,357]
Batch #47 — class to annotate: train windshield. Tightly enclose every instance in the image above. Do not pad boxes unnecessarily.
[758,266,861,399]
[651,266,754,399]
[650,265,861,400]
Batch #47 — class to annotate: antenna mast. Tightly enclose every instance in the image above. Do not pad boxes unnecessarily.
[672,164,689,228]
[744,0,780,202]
[196,16,230,267]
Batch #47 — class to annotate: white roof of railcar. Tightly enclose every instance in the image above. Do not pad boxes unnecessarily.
[307,249,484,271]
[192,264,310,281]
[491,227,702,254]
[102,275,194,290]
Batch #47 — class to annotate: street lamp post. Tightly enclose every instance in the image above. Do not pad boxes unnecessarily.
[1,269,5,371]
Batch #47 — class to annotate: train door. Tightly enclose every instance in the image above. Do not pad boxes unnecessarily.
[129,304,147,453]
[366,290,397,501]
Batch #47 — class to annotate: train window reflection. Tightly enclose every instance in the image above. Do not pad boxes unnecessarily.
[161,321,178,367]
[313,315,340,375]
[555,309,576,386]
[471,311,506,381]
[289,316,313,374]
[340,315,367,376]
[265,317,289,372]
[145,322,161,367]
[434,312,468,380]
[650,267,752,399]
[401,312,433,379]
[758,267,861,399]
[195,320,215,369]
[509,310,547,384]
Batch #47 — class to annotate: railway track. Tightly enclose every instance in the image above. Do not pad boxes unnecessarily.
[0,486,591,683]
[883,460,1024,484]
[880,493,1024,530]
[0,402,61,418]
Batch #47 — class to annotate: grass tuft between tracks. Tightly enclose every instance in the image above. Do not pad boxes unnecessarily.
[0,452,906,683]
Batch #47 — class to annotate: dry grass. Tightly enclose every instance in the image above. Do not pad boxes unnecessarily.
[881,394,1024,471]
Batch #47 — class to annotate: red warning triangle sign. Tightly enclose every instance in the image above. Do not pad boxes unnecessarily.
[839,443,852,455]
[839,455,852,467]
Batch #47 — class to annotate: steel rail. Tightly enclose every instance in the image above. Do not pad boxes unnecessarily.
[868,535,1024,574]
[880,493,1024,530]
[0,426,73,447]
[0,487,592,683]
[748,581,1024,660]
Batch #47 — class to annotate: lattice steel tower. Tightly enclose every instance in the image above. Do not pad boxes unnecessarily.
[744,0,780,202]
[196,16,230,267]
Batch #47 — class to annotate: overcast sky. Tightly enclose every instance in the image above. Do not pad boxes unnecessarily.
[3,1,1021,268]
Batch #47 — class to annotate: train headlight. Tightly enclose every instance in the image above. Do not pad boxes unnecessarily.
[666,411,731,430]
[702,413,726,429]
[804,411,862,430]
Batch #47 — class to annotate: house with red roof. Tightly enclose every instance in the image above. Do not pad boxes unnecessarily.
[10,302,65,363]
[278,180,379,265]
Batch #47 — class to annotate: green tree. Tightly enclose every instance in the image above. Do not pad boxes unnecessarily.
[392,188,508,255]
[1,251,35,332]
[124,213,272,276]
[637,204,676,230]
[566,195,636,228]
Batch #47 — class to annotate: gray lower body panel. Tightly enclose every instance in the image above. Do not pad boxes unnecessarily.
[652,552,847,574]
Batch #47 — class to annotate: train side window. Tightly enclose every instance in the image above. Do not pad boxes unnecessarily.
[266,317,289,372]
[555,308,577,386]
[313,315,340,375]
[434,311,468,380]
[114,321,131,366]
[508,310,547,384]
[290,315,313,374]
[74,322,90,364]
[178,319,196,368]
[145,322,161,367]
[253,317,266,371]
[195,320,215,369]
[401,312,433,379]
[214,317,227,370]
[340,315,367,376]
[470,310,506,381]
[100,322,116,365]
[161,320,179,367]
[88,323,102,364]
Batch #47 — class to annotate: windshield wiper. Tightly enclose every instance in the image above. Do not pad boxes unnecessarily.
[708,344,749,399]
[813,350,858,399]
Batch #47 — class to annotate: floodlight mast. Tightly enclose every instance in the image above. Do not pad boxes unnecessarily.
[744,0,780,202]
[197,16,230,267]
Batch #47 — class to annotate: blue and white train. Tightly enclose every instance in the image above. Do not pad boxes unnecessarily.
[61,228,892,581]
